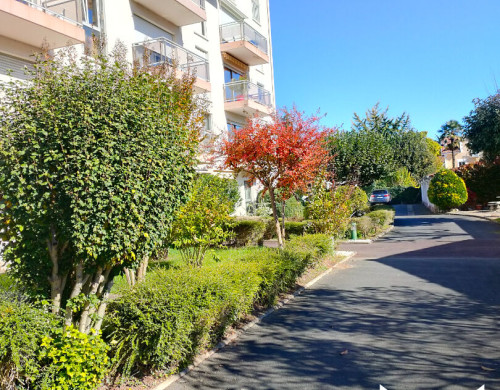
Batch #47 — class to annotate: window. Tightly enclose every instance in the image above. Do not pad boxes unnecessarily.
[227,122,243,140]
[196,21,207,37]
[251,0,260,23]
[244,180,252,203]
[458,161,466,167]
[224,67,243,83]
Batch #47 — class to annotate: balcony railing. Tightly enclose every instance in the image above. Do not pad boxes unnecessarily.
[224,80,271,106]
[133,38,210,82]
[15,0,98,27]
[220,21,268,55]
[191,0,205,10]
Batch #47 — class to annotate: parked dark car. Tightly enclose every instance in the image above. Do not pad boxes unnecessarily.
[369,189,392,204]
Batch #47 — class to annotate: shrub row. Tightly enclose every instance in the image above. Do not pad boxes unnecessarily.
[104,234,334,377]
[350,208,395,239]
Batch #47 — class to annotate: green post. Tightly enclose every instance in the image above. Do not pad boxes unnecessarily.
[351,222,358,240]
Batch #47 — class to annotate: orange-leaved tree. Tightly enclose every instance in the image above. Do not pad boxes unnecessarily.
[220,107,333,248]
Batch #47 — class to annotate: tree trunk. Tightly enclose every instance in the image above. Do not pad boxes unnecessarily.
[137,256,149,283]
[64,262,87,327]
[79,267,104,333]
[47,228,69,314]
[281,201,286,241]
[94,278,114,332]
[268,187,284,248]
[451,148,456,169]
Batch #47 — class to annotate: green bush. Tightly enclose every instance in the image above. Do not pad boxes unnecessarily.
[284,221,308,238]
[105,234,331,377]
[306,184,352,237]
[0,293,60,390]
[367,210,394,227]
[352,216,375,238]
[38,326,109,390]
[456,160,500,204]
[284,197,306,220]
[171,174,240,266]
[257,193,305,219]
[230,218,267,246]
[350,186,370,215]
[428,170,468,211]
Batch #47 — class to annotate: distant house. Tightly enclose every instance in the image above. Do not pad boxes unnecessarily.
[440,139,482,169]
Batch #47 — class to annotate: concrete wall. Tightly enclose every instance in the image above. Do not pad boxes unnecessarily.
[421,176,438,213]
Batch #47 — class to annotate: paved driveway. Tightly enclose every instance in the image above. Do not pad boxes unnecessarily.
[170,205,500,390]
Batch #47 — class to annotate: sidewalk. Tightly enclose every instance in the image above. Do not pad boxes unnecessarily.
[448,209,500,222]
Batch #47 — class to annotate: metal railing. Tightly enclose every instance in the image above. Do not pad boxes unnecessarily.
[224,80,271,106]
[220,21,268,54]
[15,0,96,27]
[191,0,205,10]
[133,38,210,82]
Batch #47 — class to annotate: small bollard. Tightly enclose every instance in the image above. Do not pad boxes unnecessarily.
[351,222,357,240]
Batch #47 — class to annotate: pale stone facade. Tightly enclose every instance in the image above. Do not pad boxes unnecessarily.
[0,0,276,215]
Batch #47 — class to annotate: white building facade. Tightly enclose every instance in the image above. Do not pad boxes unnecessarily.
[0,0,276,215]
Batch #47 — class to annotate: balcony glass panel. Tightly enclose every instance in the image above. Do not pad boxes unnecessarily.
[133,37,210,82]
[220,21,268,54]
[15,0,100,28]
[224,80,271,106]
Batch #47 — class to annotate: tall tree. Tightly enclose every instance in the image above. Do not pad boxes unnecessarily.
[463,93,500,162]
[438,120,463,169]
[329,129,394,186]
[221,107,331,248]
[331,104,438,185]
[0,44,203,333]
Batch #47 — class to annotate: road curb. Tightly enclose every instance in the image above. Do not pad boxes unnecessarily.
[152,250,357,390]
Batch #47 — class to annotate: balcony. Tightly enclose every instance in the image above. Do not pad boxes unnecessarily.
[0,0,87,49]
[133,0,206,26]
[224,80,272,116]
[133,37,211,93]
[220,21,269,66]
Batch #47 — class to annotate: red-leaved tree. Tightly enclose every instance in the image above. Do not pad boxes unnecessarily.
[220,107,332,248]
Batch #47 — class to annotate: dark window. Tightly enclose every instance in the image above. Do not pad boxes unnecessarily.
[224,67,242,83]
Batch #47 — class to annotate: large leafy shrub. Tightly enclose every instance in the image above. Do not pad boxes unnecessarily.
[428,170,468,211]
[0,293,60,390]
[38,326,109,390]
[455,159,500,204]
[306,184,353,237]
[171,174,240,266]
[0,45,202,332]
[349,186,369,215]
[104,234,332,377]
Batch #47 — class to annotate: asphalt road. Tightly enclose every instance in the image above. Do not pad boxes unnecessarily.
[170,205,500,390]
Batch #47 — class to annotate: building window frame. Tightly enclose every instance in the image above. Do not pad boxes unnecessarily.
[251,0,260,24]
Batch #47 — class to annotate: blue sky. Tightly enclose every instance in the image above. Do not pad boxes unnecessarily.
[269,0,500,139]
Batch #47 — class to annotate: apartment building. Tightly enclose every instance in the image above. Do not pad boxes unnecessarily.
[0,0,276,215]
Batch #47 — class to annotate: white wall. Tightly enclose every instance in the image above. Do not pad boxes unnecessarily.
[421,176,438,213]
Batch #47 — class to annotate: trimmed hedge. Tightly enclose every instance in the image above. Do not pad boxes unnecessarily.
[230,218,267,246]
[104,234,333,377]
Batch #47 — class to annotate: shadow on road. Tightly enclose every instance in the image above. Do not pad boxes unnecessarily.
[177,281,500,389]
